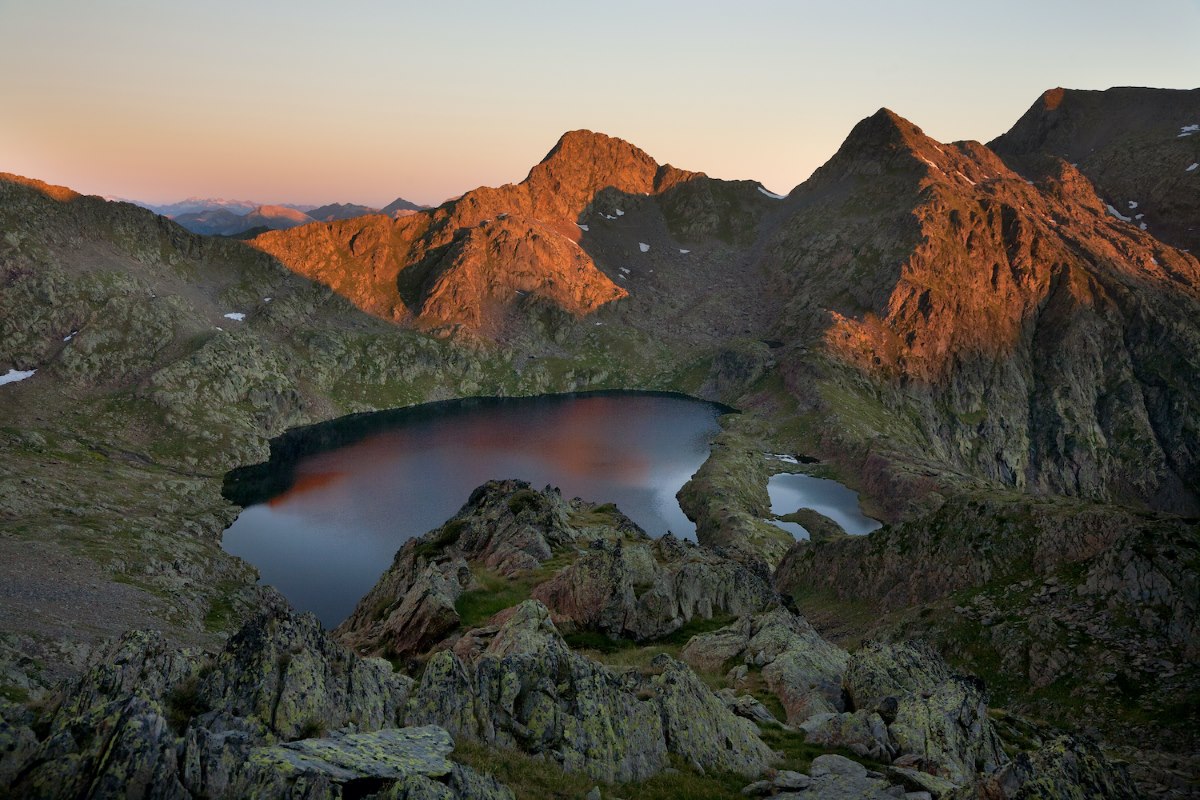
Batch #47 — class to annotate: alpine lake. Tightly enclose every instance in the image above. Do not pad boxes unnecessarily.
[222,392,880,626]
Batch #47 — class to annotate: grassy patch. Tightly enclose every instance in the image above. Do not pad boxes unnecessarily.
[455,569,537,629]
[568,502,620,529]
[563,630,634,654]
[413,518,467,559]
[653,614,737,647]
[0,683,30,704]
[451,739,747,800]
[164,676,208,734]
[757,724,884,774]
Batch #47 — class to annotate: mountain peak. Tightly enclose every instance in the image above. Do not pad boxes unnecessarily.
[806,107,941,185]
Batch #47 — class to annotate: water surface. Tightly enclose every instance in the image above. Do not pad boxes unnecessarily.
[222,392,725,626]
[766,472,882,538]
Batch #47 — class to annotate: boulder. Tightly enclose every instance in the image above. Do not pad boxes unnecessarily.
[533,533,777,641]
[229,725,511,800]
[978,734,1138,799]
[717,689,784,726]
[406,600,774,783]
[337,480,580,658]
[9,696,188,800]
[635,654,775,777]
[405,600,670,783]
[800,710,894,762]
[682,608,849,723]
[200,607,412,740]
[844,641,1005,785]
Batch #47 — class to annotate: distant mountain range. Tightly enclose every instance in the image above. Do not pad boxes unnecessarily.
[123,195,429,236]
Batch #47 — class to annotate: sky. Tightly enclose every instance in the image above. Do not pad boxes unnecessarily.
[1,0,1197,207]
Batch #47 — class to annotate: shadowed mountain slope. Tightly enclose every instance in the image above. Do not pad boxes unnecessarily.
[990,86,1200,252]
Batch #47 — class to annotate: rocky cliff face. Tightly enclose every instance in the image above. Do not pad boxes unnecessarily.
[755,108,1200,516]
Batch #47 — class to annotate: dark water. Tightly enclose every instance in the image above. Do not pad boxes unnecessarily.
[221,392,726,627]
[766,472,882,538]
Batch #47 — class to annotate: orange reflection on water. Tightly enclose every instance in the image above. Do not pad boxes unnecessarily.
[269,470,346,507]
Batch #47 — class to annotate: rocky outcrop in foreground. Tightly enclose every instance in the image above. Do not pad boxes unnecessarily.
[336,479,780,662]
[0,483,1143,798]
[0,604,507,799]
[408,599,775,782]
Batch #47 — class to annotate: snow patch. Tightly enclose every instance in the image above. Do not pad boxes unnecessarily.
[1187,163,1199,172]
[0,368,35,386]
[223,312,246,322]
[764,452,799,464]
[955,171,976,186]
[679,249,690,254]
[63,331,78,342]
[576,223,589,231]
[639,242,650,253]
[1178,124,1199,137]
[1135,214,1145,220]
[1140,222,1148,230]
[615,209,624,216]
[1106,204,1133,223]
[1128,200,1139,209]
[263,297,272,302]
[757,185,786,199]
[619,267,630,274]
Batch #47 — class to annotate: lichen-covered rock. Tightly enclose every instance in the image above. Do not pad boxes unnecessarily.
[533,532,778,641]
[405,601,669,783]
[801,753,907,799]
[800,710,894,762]
[845,641,1005,785]
[337,480,580,658]
[977,734,1138,799]
[201,606,412,739]
[51,629,202,722]
[0,700,40,787]
[716,688,783,726]
[363,559,470,664]
[681,608,849,724]
[231,725,454,796]
[634,654,775,777]
[9,696,188,800]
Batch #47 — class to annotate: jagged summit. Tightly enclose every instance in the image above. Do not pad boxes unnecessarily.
[805,107,952,186]
[990,85,1200,252]
[249,129,710,333]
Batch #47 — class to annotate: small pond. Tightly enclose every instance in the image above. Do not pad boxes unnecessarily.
[221,392,726,627]
[765,472,882,538]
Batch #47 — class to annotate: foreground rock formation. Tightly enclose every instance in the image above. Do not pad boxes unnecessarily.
[0,485,1143,798]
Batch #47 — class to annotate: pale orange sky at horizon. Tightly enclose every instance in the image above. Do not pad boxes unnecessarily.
[2,0,1197,208]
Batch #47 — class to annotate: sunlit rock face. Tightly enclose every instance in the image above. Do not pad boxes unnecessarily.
[249,130,700,334]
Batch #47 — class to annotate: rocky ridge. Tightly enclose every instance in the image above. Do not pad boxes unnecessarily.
[250,130,701,334]
[990,86,1200,252]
